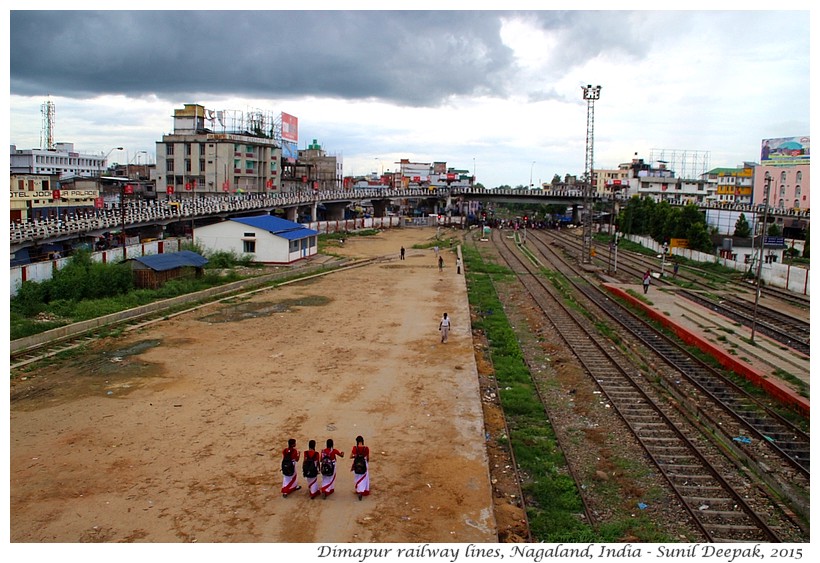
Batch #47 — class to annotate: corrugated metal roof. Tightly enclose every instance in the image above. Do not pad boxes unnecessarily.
[131,250,209,272]
[231,215,318,238]
[277,227,318,241]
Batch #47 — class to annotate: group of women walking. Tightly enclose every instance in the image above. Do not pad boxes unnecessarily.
[280,436,370,500]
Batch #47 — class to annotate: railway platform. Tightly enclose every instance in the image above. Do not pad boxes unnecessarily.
[602,282,810,418]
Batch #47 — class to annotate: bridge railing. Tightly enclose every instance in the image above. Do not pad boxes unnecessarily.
[10,188,809,245]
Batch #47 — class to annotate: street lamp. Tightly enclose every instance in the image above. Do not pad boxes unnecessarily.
[127,150,147,179]
[750,171,772,343]
[530,161,536,188]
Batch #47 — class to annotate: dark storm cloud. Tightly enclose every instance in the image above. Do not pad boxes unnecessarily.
[10,10,534,106]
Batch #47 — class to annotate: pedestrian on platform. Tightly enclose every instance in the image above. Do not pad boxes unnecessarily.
[673,261,679,278]
[319,438,345,499]
[643,270,651,294]
[281,438,301,497]
[350,435,371,500]
[438,255,444,272]
[302,440,321,499]
[400,246,405,260]
[439,312,451,343]
[456,257,462,274]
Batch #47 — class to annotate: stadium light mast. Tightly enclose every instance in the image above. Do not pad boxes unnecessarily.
[581,84,601,264]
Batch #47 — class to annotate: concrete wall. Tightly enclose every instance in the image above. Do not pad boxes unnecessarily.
[627,234,810,295]
[10,238,183,297]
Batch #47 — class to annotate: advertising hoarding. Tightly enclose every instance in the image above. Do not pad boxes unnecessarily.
[281,113,299,143]
[761,136,810,165]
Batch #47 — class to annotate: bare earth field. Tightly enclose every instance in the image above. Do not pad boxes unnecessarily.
[9,228,499,550]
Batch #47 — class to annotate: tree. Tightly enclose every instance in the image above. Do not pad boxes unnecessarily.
[767,222,782,236]
[733,213,751,238]
[551,174,562,185]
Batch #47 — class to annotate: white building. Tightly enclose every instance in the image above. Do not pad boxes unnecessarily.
[195,215,318,264]
[10,143,113,180]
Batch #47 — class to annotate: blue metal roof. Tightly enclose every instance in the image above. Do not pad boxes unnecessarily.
[231,215,318,238]
[131,250,209,271]
[276,227,318,241]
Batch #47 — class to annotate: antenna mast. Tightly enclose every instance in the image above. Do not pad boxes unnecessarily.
[40,98,55,150]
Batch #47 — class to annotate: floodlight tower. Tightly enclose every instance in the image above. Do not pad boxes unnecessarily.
[581,84,601,264]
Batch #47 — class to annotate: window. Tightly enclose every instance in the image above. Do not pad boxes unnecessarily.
[780,171,787,182]
[795,185,801,196]
[185,143,192,156]
[243,240,256,253]
[244,232,255,237]
[166,144,174,155]
[185,159,192,172]
[796,171,802,182]
[166,159,174,172]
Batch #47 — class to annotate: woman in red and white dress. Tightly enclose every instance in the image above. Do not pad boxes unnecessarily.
[319,438,344,499]
[281,438,301,497]
[350,435,371,500]
[303,440,321,499]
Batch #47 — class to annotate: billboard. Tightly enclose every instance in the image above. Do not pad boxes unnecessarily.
[281,113,299,143]
[282,142,298,163]
[761,136,809,165]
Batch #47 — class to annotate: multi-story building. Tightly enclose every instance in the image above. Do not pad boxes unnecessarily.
[10,173,99,222]
[629,158,712,203]
[10,143,113,180]
[754,164,810,211]
[296,139,343,191]
[593,165,632,196]
[704,164,755,206]
[155,104,282,198]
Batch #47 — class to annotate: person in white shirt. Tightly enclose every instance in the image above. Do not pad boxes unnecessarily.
[439,312,451,343]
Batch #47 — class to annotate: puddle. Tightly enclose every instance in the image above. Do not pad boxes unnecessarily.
[198,295,331,323]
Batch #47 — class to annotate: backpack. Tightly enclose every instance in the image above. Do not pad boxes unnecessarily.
[281,455,295,477]
[320,452,334,476]
[352,447,367,475]
[303,454,318,478]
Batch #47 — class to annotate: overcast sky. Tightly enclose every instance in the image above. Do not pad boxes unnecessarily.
[6,4,813,189]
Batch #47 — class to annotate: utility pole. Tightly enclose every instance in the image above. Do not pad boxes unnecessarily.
[581,84,601,264]
[751,172,772,343]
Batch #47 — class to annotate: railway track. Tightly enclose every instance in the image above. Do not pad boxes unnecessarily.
[546,230,810,355]
[488,228,802,542]
[529,232,811,477]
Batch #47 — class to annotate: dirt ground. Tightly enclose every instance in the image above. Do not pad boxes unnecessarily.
[9,227,503,548]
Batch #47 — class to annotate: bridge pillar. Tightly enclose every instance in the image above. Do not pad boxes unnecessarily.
[371,200,388,218]
[571,204,581,223]
[311,202,318,222]
[285,207,298,222]
[325,202,347,221]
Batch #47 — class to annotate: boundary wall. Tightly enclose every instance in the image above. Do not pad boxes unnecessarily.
[625,234,809,295]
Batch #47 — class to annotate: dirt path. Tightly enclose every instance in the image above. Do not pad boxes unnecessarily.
[9,227,497,544]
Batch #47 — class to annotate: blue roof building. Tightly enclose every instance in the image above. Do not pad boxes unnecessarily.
[194,215,318,264]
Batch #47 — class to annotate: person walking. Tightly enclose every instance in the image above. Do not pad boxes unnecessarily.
[281,438,301,497]
[319,438,345,499]
[438,255,444,272]
[642,269,651,294]
[302,440,321,499]
[673,261,679,278]
[439,312,451,343]
[350,435,371,500]
[400,246,405,260]
[456,257,462,274]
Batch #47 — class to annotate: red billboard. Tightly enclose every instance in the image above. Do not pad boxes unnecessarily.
[281,113,298,143]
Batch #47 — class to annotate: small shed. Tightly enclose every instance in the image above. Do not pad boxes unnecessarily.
[194,215,318,264]
[128,250,209,289]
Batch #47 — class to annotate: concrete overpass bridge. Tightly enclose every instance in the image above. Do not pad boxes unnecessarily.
[10,186,808,254]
